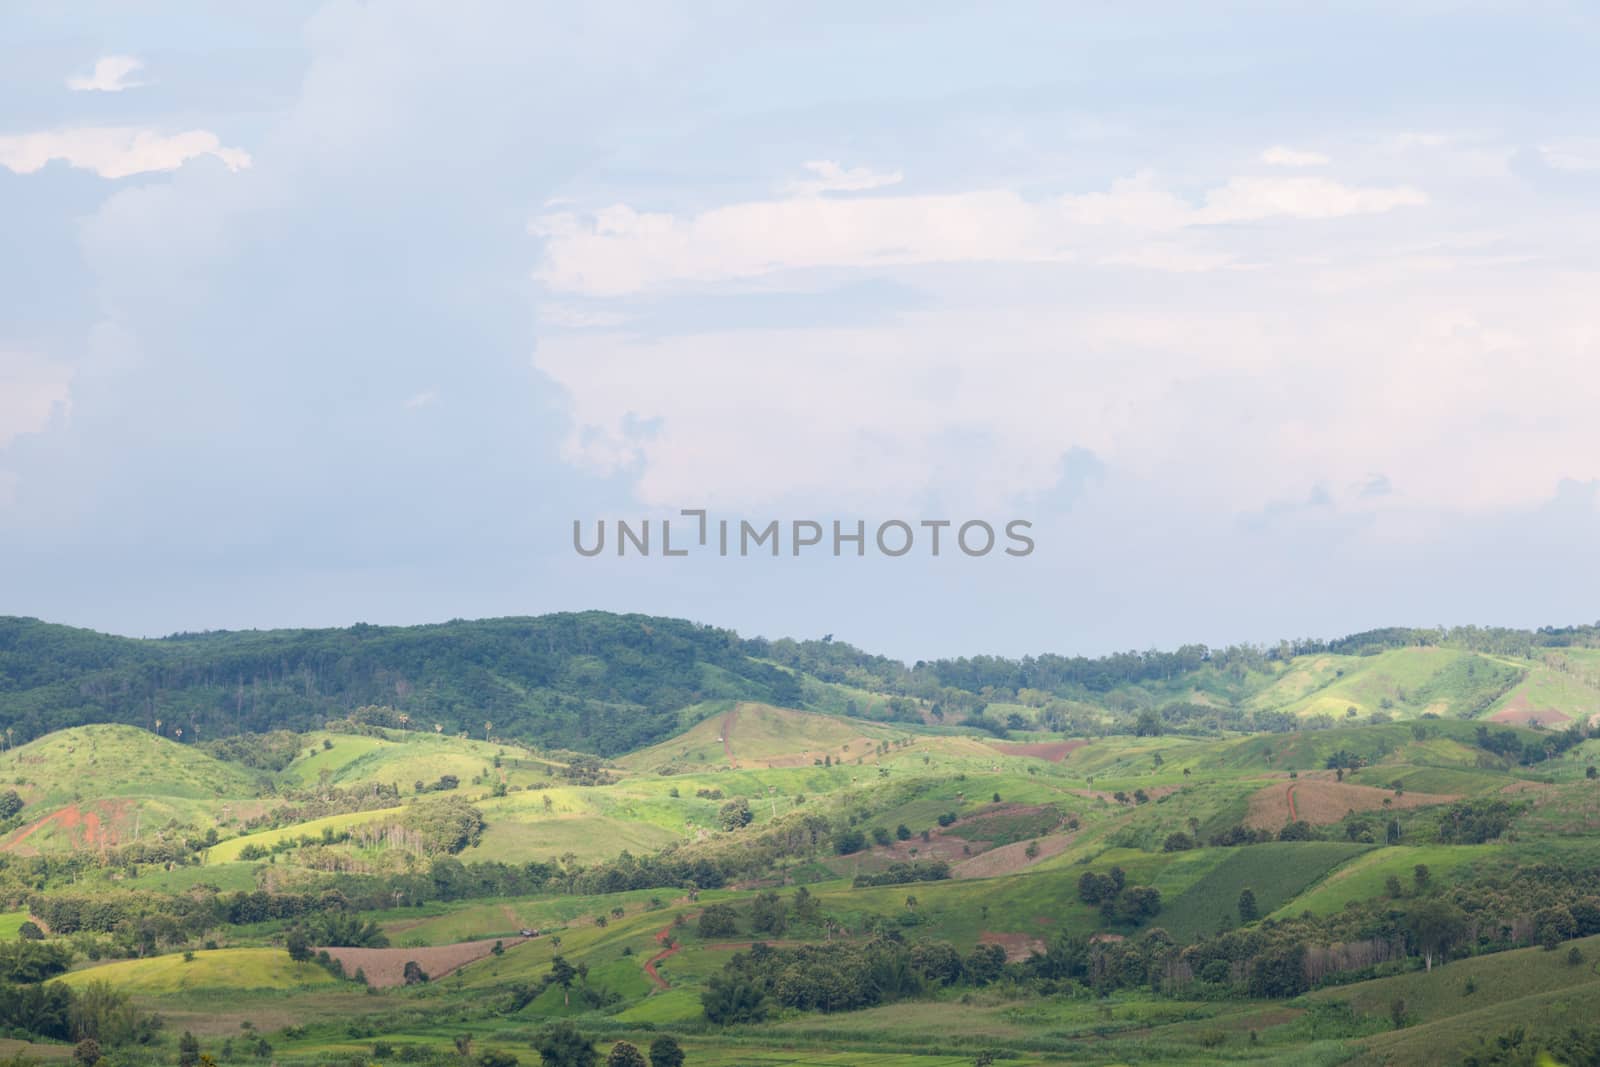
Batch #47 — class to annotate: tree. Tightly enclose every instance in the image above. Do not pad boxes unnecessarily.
[179,1031,201,1067]
[791,886,821,925]
[1118,885,1162,921]
[534,1022,597,1067]
[750,891,786,936]
[549,955,578,1005]
[698,904,739,939]
[1237,888,1259,923]
[963,943,1007,985]
[285,928,312,963]
[718,799,753,831]
[73,1040,102,1067]
[647,1036,684,1067]
[403,960,430,985]
[701,974,767,1025]
[479,1051,521,1067]
[1536,906,1577,950]
[606,1043,646,1067]
[1162,831,1195,852]
[1406,900,1468,971]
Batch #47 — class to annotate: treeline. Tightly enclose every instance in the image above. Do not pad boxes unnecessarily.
[0,613,801,754]
[0,941,160,1046]
[702,937,1011,1022]
[10,611,1600,754]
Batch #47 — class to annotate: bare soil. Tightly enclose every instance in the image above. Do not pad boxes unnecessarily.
[319,936,527,988]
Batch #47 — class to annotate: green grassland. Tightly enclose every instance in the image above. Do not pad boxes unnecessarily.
[1156,841,1371,939]
[205,806,408,862]
[1268,844,1487,918]
[280,730,563,792]
[55,948,341,993]
[3,724,261,805]
[10,689,1600,1067]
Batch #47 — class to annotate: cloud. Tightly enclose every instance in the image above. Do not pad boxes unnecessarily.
[533,172,1428,295]
[404,390,438,410]
[1195,176,1426,223]
[533,265,1600,520]
[67,55,147,92]
[783,160,904,195]
[0,350,72,448]
[1539,137,1600,173]
[1261,145,1330,167]
[0,127,251,179]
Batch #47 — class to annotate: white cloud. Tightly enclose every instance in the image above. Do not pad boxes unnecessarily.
[533,172,1427,295]
[783,160,904,195]
[533,260,1600,520]
[404,390,438,410]
[67,55,146,92]
[1539,137,1600,173]
[1196,176,1426,223]
[0,127,251,179]
[0,351,72,449]
[1261,145,1330,167]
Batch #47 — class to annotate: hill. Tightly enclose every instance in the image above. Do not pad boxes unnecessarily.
[7,614,1600,761]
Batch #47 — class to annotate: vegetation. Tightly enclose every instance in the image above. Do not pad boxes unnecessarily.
[3,612,1600,1064]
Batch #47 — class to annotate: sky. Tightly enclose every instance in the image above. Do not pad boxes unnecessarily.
[2,2,1599,662]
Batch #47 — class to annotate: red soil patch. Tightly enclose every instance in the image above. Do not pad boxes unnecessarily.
[985,739,1088,763]
[1068,785,1181,804]
[978,931,1046,963]
[1244,777,1457,829]
[5,800,127,854]
[1488,695,1572,728]
[951,831,1077,879]
[319,936,526,988]
[644,923,681,990]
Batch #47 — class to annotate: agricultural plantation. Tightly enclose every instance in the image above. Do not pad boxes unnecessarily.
[4,615,1600,1065]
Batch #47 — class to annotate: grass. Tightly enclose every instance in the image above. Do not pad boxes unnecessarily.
[3,724,260,804]
[54,948,341,993]
[1305,934,1600,1066]
[1156,842,1371,939]
[1271,845,1486,918]
[205,806,408,863]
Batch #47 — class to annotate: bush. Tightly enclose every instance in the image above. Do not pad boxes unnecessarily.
[646,1036,683,1067]
[697,904,739,939]
[605,1042,646,1067]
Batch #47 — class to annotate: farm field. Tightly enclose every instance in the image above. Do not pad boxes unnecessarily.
[5,615,1600,1067]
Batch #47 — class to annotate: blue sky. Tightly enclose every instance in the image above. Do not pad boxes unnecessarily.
[2,2,1599,660]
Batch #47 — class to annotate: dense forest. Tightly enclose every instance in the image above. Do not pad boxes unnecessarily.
[3,613,1600,754]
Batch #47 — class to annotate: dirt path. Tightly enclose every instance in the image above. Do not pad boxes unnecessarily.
[721,707,738,765]
[643,924,680,991]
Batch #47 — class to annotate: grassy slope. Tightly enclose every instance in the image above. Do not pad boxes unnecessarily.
[55,948,341,993]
